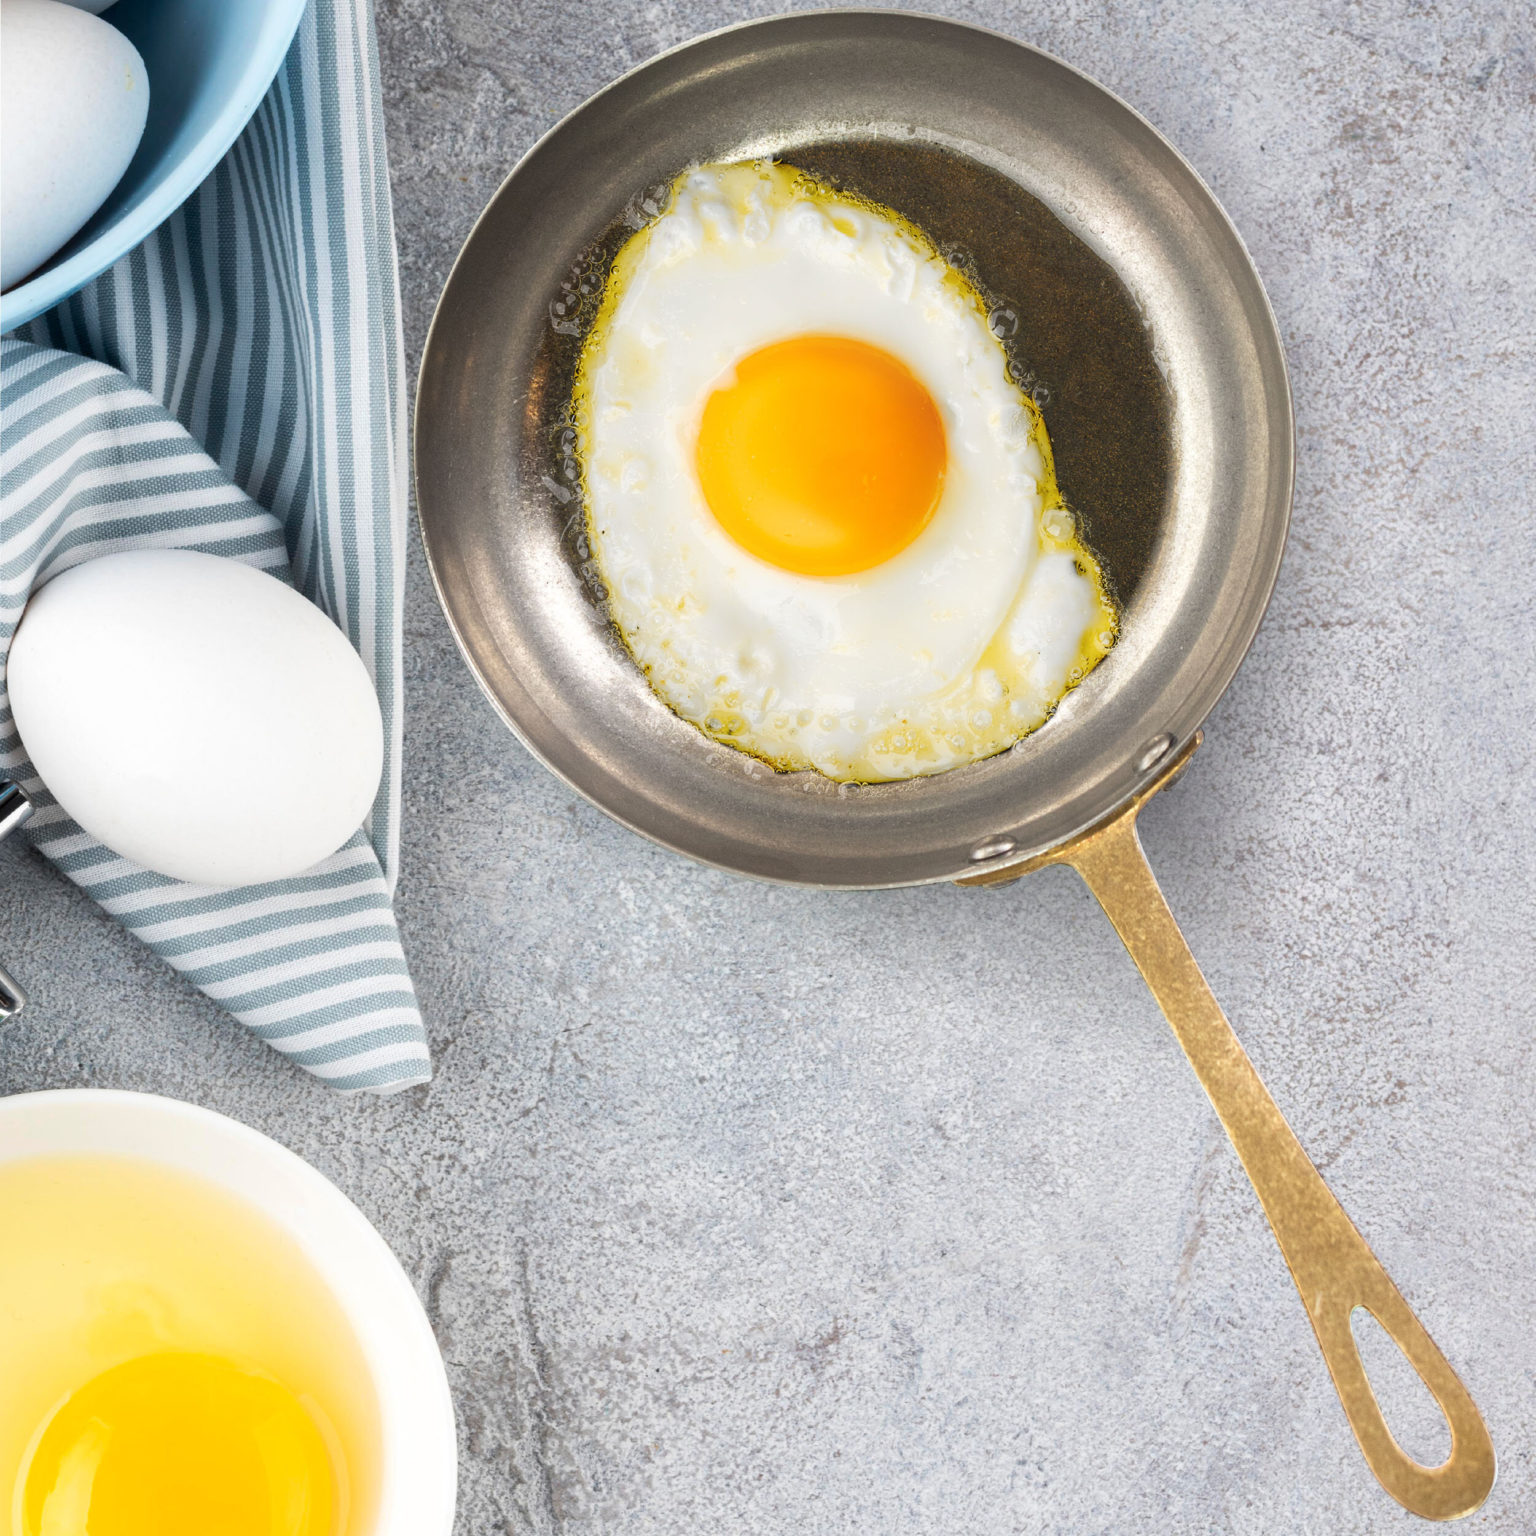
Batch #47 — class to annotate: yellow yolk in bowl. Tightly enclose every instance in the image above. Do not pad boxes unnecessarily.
[21,1353,336,1536]
[0,1155,379,1536]
[695,335,946,576]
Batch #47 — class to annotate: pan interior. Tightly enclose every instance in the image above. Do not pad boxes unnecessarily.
[414,13,1292,887]
[530,139,1171,621]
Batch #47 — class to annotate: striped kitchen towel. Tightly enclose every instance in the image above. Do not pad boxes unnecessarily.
[0,0,429,1093]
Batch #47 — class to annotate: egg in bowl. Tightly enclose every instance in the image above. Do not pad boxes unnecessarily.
[573,160,1116,783]
[0,1153,379,1536]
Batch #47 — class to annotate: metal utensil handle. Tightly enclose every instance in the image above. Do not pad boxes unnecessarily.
[0,780,31,841]
[1055,740,1494,1520]
[0,962,24,1019]
[0,781,34,1021]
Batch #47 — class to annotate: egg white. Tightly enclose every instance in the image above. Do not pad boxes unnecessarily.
[576,161,1115,781]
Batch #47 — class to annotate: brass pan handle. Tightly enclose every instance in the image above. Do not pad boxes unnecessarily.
[963,735,1494,1520]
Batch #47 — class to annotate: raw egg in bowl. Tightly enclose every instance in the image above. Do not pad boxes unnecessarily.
[0,1091,456,1536]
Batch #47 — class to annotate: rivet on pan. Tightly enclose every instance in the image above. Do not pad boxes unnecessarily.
[969,836,1017,862]
[1137,733,1176,773]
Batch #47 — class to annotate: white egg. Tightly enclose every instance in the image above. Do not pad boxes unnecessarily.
[7,551,384,888]
[576,161,1116,782]
[0,0,148,290]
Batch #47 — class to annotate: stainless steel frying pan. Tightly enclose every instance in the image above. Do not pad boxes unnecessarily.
[414,11,1492,1518]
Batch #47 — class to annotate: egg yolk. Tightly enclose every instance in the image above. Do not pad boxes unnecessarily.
[21,1352,338,1536]
[695,334,947,576]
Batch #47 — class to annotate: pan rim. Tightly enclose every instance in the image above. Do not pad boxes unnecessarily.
[414,9,1295,889]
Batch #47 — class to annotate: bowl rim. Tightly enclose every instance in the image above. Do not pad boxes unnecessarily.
[0,1087,458,1535]
[0,0,308,333]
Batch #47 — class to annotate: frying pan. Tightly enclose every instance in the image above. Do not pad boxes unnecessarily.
[414,11,1493,1519]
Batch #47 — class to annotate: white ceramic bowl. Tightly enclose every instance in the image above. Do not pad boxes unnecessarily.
[0,1089,457,1534]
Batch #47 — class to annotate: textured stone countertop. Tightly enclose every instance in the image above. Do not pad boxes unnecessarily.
[3,2,1533,1531]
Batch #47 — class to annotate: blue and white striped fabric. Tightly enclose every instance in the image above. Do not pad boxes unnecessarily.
[0,0,430,1093]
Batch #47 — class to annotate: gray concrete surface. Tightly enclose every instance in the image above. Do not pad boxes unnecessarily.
[3,1,1534,1530]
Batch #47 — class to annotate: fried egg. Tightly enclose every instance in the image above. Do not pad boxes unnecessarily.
[575,160,1115,782]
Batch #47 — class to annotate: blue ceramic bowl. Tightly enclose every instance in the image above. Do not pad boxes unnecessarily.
[1,0,307,332]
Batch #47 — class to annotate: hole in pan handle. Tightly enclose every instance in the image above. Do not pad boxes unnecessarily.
[962,735,1496,1520]
[0,781,34,1023]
